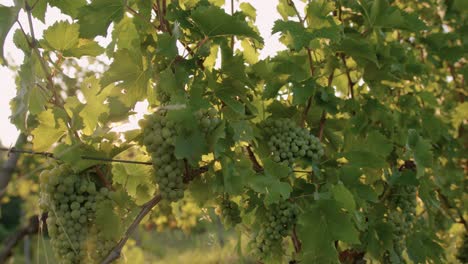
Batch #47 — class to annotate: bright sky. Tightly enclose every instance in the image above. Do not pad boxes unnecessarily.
[0,0,304,147]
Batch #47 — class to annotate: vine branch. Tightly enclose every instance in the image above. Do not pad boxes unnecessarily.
[23,1,57,103]
[101,194,162,264]
[0,213,45,263]
[340,53,355,99]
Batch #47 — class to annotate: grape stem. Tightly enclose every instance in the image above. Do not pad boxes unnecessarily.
[101,194,162,264]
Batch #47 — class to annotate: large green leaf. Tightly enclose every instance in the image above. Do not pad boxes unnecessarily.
[77,0,125,38]
[79,77,112,135]
[31,109,69,151]
[112,155,155,205]
[42,21,80,51]
[248,174,292,205]
[190,5,263,43]
[0,5,19,65]
[298,200,360,263]
[95,199,122,240]
[174,130,208,165]
[49,0,86,18]
[101,49,150,103]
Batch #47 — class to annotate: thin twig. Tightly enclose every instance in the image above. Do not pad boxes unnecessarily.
[94,166,114,190]
[0,147,54,158]
[291,225,302,253]
[287,0,304,25]
[24,1,57,103]
[100,194,162,264]
[317,71,334,141]
[0,147,153,165]
[0,214,45,262]
[340,53,355,99]
[126,6,157,30]
[81,156,153,165]
[318,111,326,141]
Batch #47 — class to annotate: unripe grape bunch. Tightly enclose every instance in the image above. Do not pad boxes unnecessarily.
[216,197,242,227]
[384,184,417,262]
[253,200,299,258]
[261,118,324,166]
[39,164,112,264]
[139,108,220,202]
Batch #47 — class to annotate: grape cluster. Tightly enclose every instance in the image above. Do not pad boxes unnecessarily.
[384,184,417,262]
[261,118,324,166]
[140,111,186,201]
[139,108,220,202]
[195,108,221,133]
[216,198,241,227]
[253,200,298,257]
[86,226,116,261]
[39,165,111,264]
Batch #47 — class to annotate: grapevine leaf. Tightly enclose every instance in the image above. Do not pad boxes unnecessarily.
[222,157,254,195]
[292,79,316,105]
[95,200,122,240]
[241,39,259,64]
[112,161,154,205]
[190,5,263,43]
[79,77,112,135]
[156,33,178,59]
[101,49,150,103]
[230,120,254,141]
[365,130,393,158]
[13,29,29,54]
[174,130,208,166]
[31,109,68,151]
[336,37,379,65]
[452,102,468,130]
[10,57,51,131]
[0,5,19,65]
[298,200,359,263]
[216,89,245,115]
[30,0,47,22]
[49,0,86,18]
[413,138,433,168]
[331,183,356,211]
[406,231,444,263]
[62,39,104,57]
[77,0,125,38]
[247,174,292,205]
[272,20,340,50]
[342,151,387,168]
[364,221,394,258]
[406,129,433,169]
[42,21,80,51]
[263,158,290,180]
[239,2,256,20]
[306,0,336,28]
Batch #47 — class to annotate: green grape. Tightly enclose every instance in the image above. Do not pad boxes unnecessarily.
[384,183,417,263]
[39,164,114,264]
[217,197,242,227]
[261,118,324,167]
[140,108,219,202]
[253,200,298,259]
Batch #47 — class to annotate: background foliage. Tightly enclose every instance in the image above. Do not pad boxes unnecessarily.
[0,0,466,263]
